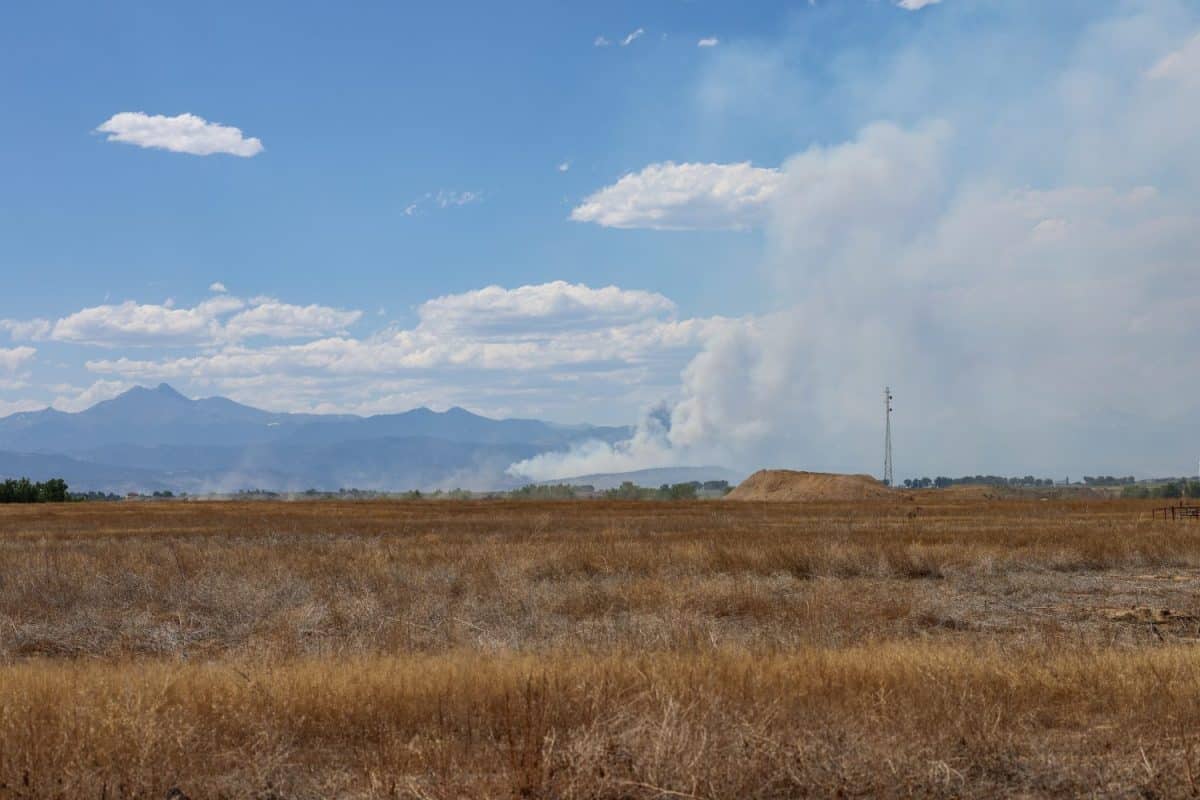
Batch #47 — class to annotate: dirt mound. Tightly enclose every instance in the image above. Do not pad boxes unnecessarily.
[726,470,895,502]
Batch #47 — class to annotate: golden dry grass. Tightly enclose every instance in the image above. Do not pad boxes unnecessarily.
[2,498,1200,798]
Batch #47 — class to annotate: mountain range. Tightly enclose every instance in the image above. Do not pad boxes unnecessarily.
[0,384,641,493]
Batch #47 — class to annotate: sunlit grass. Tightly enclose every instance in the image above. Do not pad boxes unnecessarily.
[0,498,1197,797]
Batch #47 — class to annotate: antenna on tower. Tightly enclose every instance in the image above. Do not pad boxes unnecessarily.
[883,387,894,487]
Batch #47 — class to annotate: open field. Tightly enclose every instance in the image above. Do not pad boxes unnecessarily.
[3,498,1200,798]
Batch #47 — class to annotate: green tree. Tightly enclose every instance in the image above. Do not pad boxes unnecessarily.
[659,482,698,500]
[38,478,68,502]
[606,481,642,500]
[0,477,70,503]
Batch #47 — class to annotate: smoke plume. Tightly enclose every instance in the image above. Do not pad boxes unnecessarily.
[512,2,1200,481]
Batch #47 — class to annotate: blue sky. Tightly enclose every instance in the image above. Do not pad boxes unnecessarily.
[1,0,797,317]
[2,0,1199,477]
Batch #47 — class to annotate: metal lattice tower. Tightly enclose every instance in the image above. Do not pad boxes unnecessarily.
[883,387,894,487]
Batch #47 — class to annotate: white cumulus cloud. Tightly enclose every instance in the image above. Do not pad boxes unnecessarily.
[82,283,738,409]
[0,347,36,373]
[897,0,943,9]
[418,281,677,336]
[697,38,720,48]
[0,319,52,341]
[571,162,782,231]
[6,295,359,348]
[96,112,264,157]
[224,300,362,340]
[52,301,224,346]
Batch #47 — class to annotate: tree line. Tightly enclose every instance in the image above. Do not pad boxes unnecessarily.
[1082,476,1137,486]
[1122,480,1200,500]
[901,475,1058,489]
[602,481,731,500]
[0,477,69,503]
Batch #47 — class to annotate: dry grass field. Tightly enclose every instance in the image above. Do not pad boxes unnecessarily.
[2,497,1200,798]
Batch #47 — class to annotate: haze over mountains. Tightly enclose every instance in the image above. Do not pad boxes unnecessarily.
[0,384,646,493]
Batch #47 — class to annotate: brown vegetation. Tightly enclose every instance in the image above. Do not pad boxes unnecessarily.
[2,498,1199,798]
[726,469,894,501]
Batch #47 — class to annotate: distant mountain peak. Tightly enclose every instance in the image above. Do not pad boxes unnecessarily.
[86,383,195,418]
[0,383,636,493]
[117,382,189,402]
